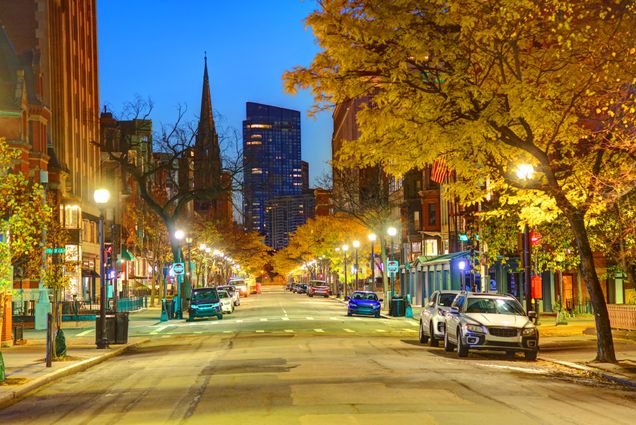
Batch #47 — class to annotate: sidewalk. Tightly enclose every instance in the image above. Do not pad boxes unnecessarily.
[0,310,151,409]
[398,305,636,387]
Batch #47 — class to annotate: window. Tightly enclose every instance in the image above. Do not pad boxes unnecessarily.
[61,205,81,229]
[428,203,437,226]
[413,210,420,230]
[251,168,263,174]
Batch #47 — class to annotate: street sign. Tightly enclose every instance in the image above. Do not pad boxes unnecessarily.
[387,260,399,273]
[45,247,66,255]
[172,262,185,275]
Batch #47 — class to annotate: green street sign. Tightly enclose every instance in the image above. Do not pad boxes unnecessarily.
[45,247,66,254]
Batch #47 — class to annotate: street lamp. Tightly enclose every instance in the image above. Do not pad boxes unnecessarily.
[387,226,397,297]
[94,188,110,349]
[173,229,185,319]
[342,244,349,298]
[368,233,376,291]
[352,240,360,291]
[516,164,535,316]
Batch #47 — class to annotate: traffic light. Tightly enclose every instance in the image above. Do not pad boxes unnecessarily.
[104,243,113,269]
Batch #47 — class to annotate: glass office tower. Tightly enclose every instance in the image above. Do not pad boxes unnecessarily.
[243,102,306,247]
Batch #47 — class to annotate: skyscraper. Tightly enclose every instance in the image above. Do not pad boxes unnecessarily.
[242,102,312,248]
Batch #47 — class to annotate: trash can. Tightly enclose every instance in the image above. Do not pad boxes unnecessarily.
[165,299,174,319]
[114,312,129,344]
[389,297,406,317]
[95,315,117,344]
[13,324,24,344]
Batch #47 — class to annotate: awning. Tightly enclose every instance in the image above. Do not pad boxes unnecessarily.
[82,269,100,278]
[120,248,134,261]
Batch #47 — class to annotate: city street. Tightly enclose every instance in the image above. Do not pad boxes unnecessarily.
[1,288,634,424]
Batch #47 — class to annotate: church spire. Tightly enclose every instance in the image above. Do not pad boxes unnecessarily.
[199,52,215,134]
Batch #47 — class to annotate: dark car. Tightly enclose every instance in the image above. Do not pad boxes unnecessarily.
[307,280,331,297]
[346,291,383,318]
[187,287,222,321]
[295,283,308,294]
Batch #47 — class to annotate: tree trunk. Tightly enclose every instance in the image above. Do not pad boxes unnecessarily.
[150,267,157,307]
[568,211,616,363]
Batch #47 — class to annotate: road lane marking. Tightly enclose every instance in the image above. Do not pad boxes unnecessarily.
[194,331,203,334]
[344,329,355,333]
[223,330,232,333]
[260,318,268,322]
[281,317,290,321]
[476,364,546,375]
[354,318,362,321]
[375,329,387,333]
[329,317,339,320]
[255,330,265,333]
[314,329,325,333]
[305,317,314,320]
[284,329,294,333]
[150,325,170,335]
[76,329,94,336]
[161,335,170,338]
[235,320,243,323]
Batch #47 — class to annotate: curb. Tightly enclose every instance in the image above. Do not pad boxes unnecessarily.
[0,339,150,410]
[538,356,636,389]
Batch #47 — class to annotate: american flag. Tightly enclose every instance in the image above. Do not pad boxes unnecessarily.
[431,158,452,183]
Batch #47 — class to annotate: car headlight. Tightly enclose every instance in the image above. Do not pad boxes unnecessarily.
[464,323,484,333]
[350,303,357,308]
[522,327,537,336]
[373,304,380,309]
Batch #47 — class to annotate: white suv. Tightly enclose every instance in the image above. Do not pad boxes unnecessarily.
[419,290,459,347]
[444,293,539,360]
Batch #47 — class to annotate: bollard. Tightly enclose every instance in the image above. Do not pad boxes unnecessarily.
[405,294,413,318]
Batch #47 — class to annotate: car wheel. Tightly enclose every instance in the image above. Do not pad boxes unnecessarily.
[374,312,381,318]
[347,311,352,316]
[217,314,223,320]
[324,295,328,298]
[309,294,313,297]
[524,350,538,361]
[457,329,469,357]
[444,331,454,352]
[419,321,429,344]
[505,350,515,358]
[429,323,439,347]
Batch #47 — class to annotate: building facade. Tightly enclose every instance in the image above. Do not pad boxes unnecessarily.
[243,102,311,248]
[0,0,102,304]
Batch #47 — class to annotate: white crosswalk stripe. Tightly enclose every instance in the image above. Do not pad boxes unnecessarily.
[255,330,265,333]
[375,329,387,333]
[150,325,170,335]
[343,329,355,333]
[260,318,268,322]
[281,317,290,321]
[284,329,294,333]
[314,329,325,333]
[305,317,314,320]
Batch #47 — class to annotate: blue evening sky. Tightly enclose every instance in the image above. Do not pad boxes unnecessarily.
[97,0,331,185]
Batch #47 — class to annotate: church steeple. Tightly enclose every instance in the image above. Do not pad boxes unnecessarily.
[194,53,221,193]
[198,52,215,135]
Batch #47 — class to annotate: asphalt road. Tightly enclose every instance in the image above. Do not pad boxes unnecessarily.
[2,288,635,424]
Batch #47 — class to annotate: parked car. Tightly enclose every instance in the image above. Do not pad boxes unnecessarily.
[187,287,223,321]
[286,282,294,291]
[346,291,383,318]
[295,283,308,294]
[217,289,235,314]
[307,280,331,297]
[218,285,240,306]
[419,290,460,346]
[229,278,250,297]
[444,293,539,360]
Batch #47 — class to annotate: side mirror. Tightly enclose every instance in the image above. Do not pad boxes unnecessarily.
[378,298,384,302]
[344,296,350,301]
[428,301,435,307]
[528,311,537,319]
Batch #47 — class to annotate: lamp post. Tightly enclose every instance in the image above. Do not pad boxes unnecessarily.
[94,188,110,349]
[334,247,340,295]
[174,229,185,319]
[387,226,397,297]
[341,244,349,298]
[368,233,376,291]
[516,164,535,315]
[352,240,360,291]
[185,236,192,305]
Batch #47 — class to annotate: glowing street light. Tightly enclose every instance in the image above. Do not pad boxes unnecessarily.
[94,188,110,349]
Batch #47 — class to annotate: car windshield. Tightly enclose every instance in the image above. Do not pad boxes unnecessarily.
[352,293,377,301]
[438,293,457,307]
[218,291,229,299]
[465,298,525,315]
[192,289,219,304]
[219,286,235,295]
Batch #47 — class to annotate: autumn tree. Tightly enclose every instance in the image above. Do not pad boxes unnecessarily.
[0,138,50,344]
[285,0,636,362]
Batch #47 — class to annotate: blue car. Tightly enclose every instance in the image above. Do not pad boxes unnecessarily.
[346,291,383,318]
[187,287,223,321]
